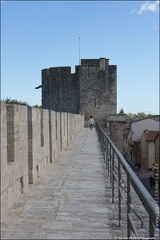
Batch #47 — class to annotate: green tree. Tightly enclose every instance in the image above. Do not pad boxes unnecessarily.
[137,111,147,119]
[119,108,125,114]
[126,113,137,119]
[1,97,31,106]
[32,105,42,108]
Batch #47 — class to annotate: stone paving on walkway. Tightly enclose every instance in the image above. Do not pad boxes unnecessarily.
[1,128,122,239]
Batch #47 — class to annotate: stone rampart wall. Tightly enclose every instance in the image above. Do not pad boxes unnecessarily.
[1,103,84,216]
[109,122,124,154]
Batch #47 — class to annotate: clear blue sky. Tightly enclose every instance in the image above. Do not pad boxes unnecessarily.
[1,0,159,114]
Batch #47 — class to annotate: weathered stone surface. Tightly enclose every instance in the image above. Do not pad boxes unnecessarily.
[1,103,84,216]
[42,58,117,125]
[1,128,121,239]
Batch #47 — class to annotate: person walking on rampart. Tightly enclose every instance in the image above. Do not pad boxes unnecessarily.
[149,175,153,187]
[123,150,126,159]
[88,116,95,130]
[130,149,132,160]
[138,163,141,171]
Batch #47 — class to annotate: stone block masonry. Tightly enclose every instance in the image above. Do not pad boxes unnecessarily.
[42,67,79,114]
[79,58,117,126]
[0,103,84,216]
[106,114,127,154]
[42,58,117,126]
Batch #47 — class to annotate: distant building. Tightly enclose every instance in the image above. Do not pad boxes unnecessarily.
[155,132,160,165]
[41,58,117,125]
[140,130,160,171]
[154,132,160,179]
[130,118,160,143]
[123,118,160,164]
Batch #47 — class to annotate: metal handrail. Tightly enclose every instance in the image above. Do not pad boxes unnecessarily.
[96,122,160,238]
[113,161,145,228]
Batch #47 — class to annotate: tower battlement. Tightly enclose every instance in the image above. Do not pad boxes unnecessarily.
[42,58,117,124]
[81,58,109,67]
[42,67,71,78]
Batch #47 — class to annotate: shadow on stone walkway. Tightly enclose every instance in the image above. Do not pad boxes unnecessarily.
[1,128,122,239]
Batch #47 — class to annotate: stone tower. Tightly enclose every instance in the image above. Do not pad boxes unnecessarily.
[42,58,117,125]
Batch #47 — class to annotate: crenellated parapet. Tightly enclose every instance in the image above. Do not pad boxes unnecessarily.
[1,103,84,216]
[41,57,117,125]
[42,65,79,113]
[42,66,71,77]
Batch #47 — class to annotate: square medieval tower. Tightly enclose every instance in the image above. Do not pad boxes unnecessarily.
[78,58,117,125]
[41,58,117,125]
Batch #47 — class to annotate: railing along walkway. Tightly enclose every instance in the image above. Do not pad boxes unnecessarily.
[1,128,122,239]
[96,123,160,239]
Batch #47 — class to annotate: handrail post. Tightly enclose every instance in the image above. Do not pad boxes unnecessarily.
[104,150,106,163]
[103,135,106,163]
[118,156,121,227]
[106,140,109,175]
[104,137,107,164]
[127,172,131,238]
[109,143,112,188]
[149,207,154,237]
[112,149,115,203]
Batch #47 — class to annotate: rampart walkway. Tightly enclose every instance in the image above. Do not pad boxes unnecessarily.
[1,128,122,239]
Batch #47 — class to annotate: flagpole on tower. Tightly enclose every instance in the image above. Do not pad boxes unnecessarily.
[79,37,81,65]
